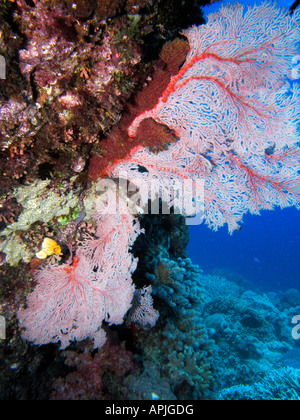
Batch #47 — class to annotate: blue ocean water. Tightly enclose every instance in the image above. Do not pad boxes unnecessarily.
[188,208,300,292]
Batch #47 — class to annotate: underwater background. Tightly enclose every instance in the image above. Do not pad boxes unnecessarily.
[189,207,300,292]
[0,0,300,401]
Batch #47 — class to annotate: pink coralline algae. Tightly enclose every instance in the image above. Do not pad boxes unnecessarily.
[17,0,141,133]
[115,2,300,233]
[0,0,142,188]
[18,197,142,349]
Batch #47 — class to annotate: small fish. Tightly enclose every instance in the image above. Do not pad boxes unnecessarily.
[254,257,260,264]
[36,238,61,259]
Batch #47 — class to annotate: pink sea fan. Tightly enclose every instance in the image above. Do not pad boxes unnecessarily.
[106,144,207,220]
[203,148,300,232]
[120,2,300,233]
[18,205,141,349]
[129,3,300,158]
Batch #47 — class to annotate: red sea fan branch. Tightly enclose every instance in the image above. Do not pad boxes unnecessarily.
[229,151,300,213]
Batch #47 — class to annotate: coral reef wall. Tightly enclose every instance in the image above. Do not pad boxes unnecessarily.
[0,0,211,400]
[1,0,299,401]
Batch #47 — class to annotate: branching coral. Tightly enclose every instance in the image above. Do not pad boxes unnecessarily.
[152,257,215,398]
[125,255,216,400]
[218,367,300,400]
